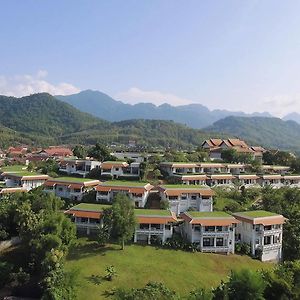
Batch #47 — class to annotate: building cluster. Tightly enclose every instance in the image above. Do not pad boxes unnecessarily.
[0,141,289,263]
[160,162,299,188]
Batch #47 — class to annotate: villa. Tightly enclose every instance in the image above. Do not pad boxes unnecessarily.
[64,203,177,244]
[235,174,260,187]
[282,175,300,187]
[233,210,286,262]
[261,165,290,174]
[159,185,214,215]
[258,175,282,188]
[100,161,140,178]
[95,181,153,207]
[59,159,101,177]
[43,177,100,201]
[174,174,208,186]
[159,162,200,176]
[180,211,238,254]
[207,174,234,186]
[2,172,49,191]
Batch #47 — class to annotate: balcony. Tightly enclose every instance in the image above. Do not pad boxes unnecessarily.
[202,231,230,236]
[201,246,229,253]
[262,243,282,251]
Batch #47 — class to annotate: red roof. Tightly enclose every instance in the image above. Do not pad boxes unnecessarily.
[42,147,73,157]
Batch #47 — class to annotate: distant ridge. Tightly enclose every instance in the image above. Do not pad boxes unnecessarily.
[56,90,273,129]
[205,116,300,152]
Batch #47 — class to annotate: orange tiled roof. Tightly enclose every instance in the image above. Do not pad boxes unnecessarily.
[65,210,102,219]
[162,188,214,197]
[233,214,286,226]
[101,162,129,169]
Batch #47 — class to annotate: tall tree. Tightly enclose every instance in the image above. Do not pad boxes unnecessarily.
[73,145,87,159]
[112,193,137,250]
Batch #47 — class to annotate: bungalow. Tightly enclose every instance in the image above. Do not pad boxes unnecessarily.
[224,164,245,175]
[95,181,153,207]
[0,187,27,197]
[59,159,101,177]
[207,174,234,187]
[159,162,200,176]
[262,165,290,175]
[282,175,300,187]
[174,174,208,186]
[43,178,100,201]
[100,161,140,178]
[159,185,214,215]
[111,151,147,163]
[64,203,177,244]
[2,172,49,191]
[235,174,260,187]
[233,211,286,262]
[199,163,226,174]
[258,175,282,188]
[180,211,238,254]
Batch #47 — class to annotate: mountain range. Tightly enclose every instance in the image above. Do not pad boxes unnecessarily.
[1,92,300,152]
[56,90,273,129]
[0,93,224,149]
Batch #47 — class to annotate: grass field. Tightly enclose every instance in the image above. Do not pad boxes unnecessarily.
[66,238,273,299]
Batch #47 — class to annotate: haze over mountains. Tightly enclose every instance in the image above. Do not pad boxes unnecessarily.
[56,90,273,129]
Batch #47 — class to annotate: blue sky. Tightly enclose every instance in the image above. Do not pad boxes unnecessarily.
[1,0,300,116]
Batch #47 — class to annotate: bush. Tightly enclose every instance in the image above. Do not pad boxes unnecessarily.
[105,265,117,281]
[0,261,13,288]
[235,242,251,255]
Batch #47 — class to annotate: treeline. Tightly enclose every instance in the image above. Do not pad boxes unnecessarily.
[0,189,77,299]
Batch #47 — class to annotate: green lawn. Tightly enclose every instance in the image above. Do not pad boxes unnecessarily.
[0,165,26,172]
[53,177,98,183]
[187,211,233,218]
[235,210,279,218]
[66,238,273,300]
[101,180,149,186]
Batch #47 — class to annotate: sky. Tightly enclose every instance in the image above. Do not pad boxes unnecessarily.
[1,0,300,117]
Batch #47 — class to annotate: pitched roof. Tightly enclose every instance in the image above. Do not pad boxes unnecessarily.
[0,187,28,194]
[159,185,214,196]
[232,211,286,225]
[96,182,153,193]
[101,161,129,169]
[180,211,239,226]
[42,147,73,156]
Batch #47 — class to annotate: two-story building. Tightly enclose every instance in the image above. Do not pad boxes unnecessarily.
[65,203,177,244]
[159,162,200,176]
[95,181,153,207]
[233,210,286,262]
[180,211,238,254]
[43,177,100,201]
[2,172,49,191]
[59,159,101,177]
[159,185,214,215]
[100,161,140,179]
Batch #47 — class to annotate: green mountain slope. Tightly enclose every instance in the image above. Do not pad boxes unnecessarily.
[0,93,225,148]
[0,93,108,137]
[205,116,300,151]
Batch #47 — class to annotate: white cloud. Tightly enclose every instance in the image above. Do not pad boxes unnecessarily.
[259,94,300,117]
[0,70,80,97]
[115,87,193,106]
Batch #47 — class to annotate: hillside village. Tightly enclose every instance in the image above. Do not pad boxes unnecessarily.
[0,138,294,261]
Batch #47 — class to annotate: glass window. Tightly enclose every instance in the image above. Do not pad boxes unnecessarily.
[194,226,201,232]
[216,238,224,246]
[216,226,223,232]
[264,236,272,245]
[203,238,214,247]
[205,226,215,232]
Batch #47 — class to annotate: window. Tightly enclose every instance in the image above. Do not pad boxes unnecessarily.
[264,236,272,245]
[205,226,215,232]
[58,187,63,192]
[274,235,280,244]
[274,224,281,230]
[165,225,171,230]
[264,225,272,231]
[191,195,197,200]
[151,224,161,230]
[216,226,223,232]
[216,238,224,247]
[80,217,88,223]
[181,194,187,200]
[115,168,119,171]
[139,223,149,230]
[194,225,201,232]
[203,238,214,247]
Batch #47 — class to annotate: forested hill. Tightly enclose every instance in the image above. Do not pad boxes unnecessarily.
[205,116,300,151]
[0,93,226,148]
[56,90,272,129]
